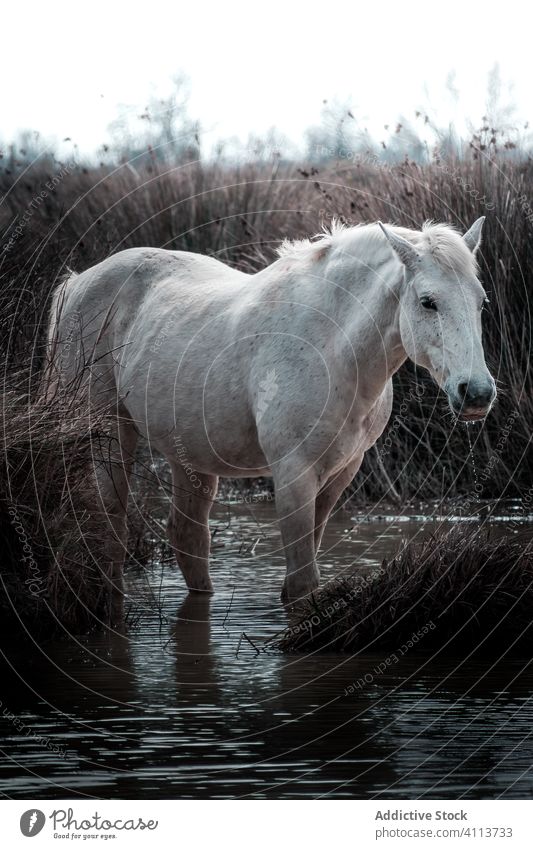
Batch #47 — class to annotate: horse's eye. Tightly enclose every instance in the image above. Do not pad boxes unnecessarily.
[420,297,437,311]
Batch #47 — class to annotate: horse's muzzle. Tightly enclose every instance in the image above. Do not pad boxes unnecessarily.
[447,376,496,422]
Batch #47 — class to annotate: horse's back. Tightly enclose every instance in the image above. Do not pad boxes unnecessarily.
[48,247,247,395]
[53,247,247,335]
[60,247,244,308]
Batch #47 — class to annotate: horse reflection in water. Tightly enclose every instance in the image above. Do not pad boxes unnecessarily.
[171,595,398,796]
[169,598,533,799]
[173,595,216,697]
[45,217,495,607]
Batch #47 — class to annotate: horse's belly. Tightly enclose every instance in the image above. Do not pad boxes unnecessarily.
[162,426,271,478]
[126,382,270,477]
[178,416,270,476]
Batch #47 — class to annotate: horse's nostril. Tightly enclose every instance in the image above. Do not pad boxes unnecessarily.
[457,381,468,400]
[456,379,495,409]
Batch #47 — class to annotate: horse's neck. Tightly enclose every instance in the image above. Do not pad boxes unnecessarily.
[264,253,406,382]
[343,283,406,397]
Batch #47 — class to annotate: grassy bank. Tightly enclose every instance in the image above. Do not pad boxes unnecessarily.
[275,527,533,654]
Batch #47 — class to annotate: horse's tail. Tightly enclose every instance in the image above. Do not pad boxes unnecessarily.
[40,268,78,402]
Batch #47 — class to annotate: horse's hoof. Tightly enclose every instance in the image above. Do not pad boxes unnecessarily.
[281,579,318,606]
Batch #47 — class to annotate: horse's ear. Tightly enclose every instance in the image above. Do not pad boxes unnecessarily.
[463,216,485,254]
[378,222,421,273]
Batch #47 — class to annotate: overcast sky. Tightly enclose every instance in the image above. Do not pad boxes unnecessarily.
[1,0,529,155]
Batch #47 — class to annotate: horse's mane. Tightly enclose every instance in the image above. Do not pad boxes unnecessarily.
[276,219,347,263]
[277,220,478,277]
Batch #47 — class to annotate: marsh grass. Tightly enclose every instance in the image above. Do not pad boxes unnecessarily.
[275,526,533,654]
[0,372,114,635]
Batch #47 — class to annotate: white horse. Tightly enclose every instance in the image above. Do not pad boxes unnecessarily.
[46,218,496,603]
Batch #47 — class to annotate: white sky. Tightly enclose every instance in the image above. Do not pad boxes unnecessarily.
[1,0,530,156]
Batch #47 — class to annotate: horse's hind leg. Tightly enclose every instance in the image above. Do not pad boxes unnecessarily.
[94,408,138,614]
[167,463,218,594]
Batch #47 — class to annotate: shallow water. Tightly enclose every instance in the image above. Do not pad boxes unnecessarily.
[1,500,533,799]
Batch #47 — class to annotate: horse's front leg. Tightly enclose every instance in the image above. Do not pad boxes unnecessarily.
[272,466,320,603]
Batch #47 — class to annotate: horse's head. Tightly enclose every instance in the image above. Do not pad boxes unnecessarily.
[379,218,496,422]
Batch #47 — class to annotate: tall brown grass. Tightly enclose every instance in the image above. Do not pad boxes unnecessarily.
[0,372,113,635]
[2,148,530,504]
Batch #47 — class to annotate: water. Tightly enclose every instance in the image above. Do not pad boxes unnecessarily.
[1,500,533,799]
